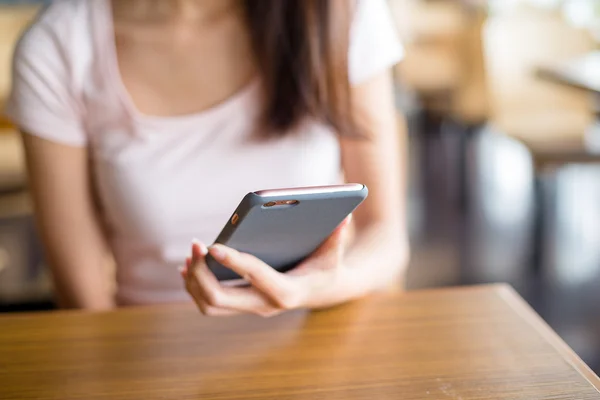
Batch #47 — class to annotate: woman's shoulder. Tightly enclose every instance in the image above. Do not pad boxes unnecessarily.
[349,0,404,84]
[12,0,102,93]
[17,0,96,56]
[27,0,91,32]
[5,1,102,147]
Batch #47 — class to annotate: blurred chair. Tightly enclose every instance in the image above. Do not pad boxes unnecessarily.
[467,8,600,370]
[391,0,488,123]
[0,5,39,192]
[475,4,599,281]
[0,129,25,193]
[0,5,39,128]
[483,5,597,170]
[390,0,489,247]
[483,7,600,366]
[389,0,490,289]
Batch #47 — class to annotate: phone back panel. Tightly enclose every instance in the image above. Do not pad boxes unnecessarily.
[207,185,368,280]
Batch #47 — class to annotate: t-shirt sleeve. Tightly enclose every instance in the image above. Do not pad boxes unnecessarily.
[349,0,404,85]
[4,10,87,147]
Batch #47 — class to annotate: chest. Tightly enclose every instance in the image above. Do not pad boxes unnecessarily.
[113,16,255,117]
[90,119,342,243]
[84,3,342,244]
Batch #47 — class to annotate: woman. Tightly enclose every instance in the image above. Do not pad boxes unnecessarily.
[6,0,409,315]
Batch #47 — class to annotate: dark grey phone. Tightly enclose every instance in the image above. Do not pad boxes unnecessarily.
[206,184,368,281]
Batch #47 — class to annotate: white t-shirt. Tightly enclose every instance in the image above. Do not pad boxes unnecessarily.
[6,0,403,305]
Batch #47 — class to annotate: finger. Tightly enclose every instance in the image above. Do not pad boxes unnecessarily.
[208,244,301,310]
[179,257,192,279]
[188,240,209,280]
[198,304,240,317]
[179,265,187,279]
[215,285,280,317]
[184,277,240,317]
[340,214,354,250]
[343,213,353,226]
[186,246,243,315]
[326,214,352,247]
[191,239,209,262]
[189,254,280,315]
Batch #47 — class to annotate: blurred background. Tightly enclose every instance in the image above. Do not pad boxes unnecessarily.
[1,0,599,373]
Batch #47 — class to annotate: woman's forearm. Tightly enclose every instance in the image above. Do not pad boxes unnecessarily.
[49,256,115,310]
[23,133,116,311]
[327,222,410,306]
[40,209,116,310]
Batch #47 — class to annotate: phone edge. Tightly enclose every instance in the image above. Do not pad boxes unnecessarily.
[254,183,365,198]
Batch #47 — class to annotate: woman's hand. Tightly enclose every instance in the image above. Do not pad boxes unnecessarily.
[181,215,354,317]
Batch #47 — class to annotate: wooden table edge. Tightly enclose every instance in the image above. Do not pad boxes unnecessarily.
[0,284,514,320]
[496,285,600,393]
[4,283,599,395]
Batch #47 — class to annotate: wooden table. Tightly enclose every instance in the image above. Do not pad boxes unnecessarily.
[1,285,599,399]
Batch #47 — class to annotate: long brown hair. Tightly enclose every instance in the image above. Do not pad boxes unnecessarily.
[243,0,359,136]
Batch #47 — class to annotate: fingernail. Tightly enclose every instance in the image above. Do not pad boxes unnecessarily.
[178,266,187,278]
[209,244,226,261]
[200,243,209,256]
[192,239,209,256]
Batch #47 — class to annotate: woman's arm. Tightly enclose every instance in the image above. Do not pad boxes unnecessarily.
[334,68,409,299]
[182,69,409,316]
[22,133,115,310]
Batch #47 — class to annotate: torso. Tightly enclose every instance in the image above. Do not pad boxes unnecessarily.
[80,0,342,304]
[7,0,403,305]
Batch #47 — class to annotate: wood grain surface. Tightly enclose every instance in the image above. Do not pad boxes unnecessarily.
[1,285,599,399]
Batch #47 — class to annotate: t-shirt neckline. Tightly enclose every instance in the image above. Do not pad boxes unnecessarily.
[98,0,259,126]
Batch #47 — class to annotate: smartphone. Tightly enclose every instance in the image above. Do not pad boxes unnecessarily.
[206,183,369,281]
